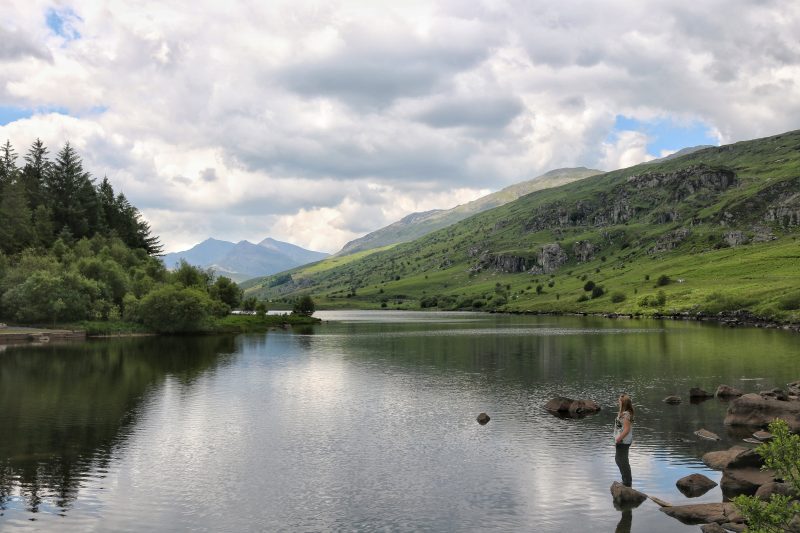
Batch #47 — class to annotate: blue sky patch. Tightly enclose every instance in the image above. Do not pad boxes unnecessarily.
[612,115,718,156]
[0,105,75,126]
[46,7,82,41]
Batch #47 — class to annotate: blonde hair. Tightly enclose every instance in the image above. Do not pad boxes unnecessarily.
[618,393,635,422]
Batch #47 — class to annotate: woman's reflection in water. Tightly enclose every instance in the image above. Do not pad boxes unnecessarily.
[615,508,632,533]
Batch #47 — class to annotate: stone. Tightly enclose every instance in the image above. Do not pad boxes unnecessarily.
[610,481,647,506]
[695,428,722,441]
[536,243,568,274]
[676,473,718,498]
[721,467,775,498]
[702,446,748,470]
[720,523,746,533]
[648,495,672,507]
[724,393,800,432]
[664,395,682,404]
[753,430,773,441]
[659,503,742,525]
[544,396,601,418]
[755,481,795,501]
[701,524,727,533]
[760,388,789,401]
[716,385,744,398]
[572,240,595,262]
[476,413,490,425]
[788,380,800,395]
[690,387,714,399]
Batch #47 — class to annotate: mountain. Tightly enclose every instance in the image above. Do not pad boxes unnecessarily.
[336,167,602,256]
[649,145,715,163]
[244,130,800,323]
[162,237,328,282]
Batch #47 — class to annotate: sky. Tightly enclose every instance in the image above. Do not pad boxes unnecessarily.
[1,1,799,253]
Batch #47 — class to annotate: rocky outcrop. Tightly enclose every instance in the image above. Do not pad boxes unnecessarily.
[572,240,595,262]
[660,503,742,525]
[764,191,800,227]
[649,228,691,254]
[544,396,601,417]
[610,481,647,506]
[703,446,748,470]
[724,231,748,247]
[716,384,743,398]
[535,244,568,274]
[676,473,718,497]
[627,165,737,199]
[724,393,800,431]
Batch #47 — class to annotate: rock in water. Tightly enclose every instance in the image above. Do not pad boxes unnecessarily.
[663,395,682,404]
[676,473,718,497]
[476,413,491,425]
[701,524,727,533]
[660,503,742,525]
[753,430,773,441]
[721,467,775,498]
[610,481,647,507]
[690,387,714,399]
[716,384,743,398]
[702,446,748,470]
[788,380,800,396]
[755,481,795,501]
[694,428,721,441]
[724,393,800,432]
[544,396,601,418]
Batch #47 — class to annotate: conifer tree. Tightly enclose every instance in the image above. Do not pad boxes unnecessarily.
[48,142,99,239]
[21,138,50,209]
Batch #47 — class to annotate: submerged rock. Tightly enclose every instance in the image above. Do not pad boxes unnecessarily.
[724,393,800,432]
[676,473,718,497]
[716,385,744,398]
[690,387,714,399]
[701,524,727,533]
[476,413,491,425]
[544,396,601,418]
[695,428,722,441]
[663,395,682,404]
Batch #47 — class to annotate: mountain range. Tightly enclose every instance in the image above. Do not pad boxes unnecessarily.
[161,237,328,282]
[336,167,602,256]
[242,129,800,323]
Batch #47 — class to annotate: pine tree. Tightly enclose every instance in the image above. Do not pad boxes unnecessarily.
[20,138,50,209]
[0,180,34,254]
[0,140,18,193]
[48,142,98,239]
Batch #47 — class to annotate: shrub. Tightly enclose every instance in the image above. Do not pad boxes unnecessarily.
[137,285,215,333]
[471,299,486,309]
[293,295,316,316]
[778,291,800,311]
[583,280,595,291]
[733,420,800,531]
[420,296,438,308]
[536,284,543,294]
[610,292,626,303]
[644,274,650,281]
[656,274,671,286]
[591,286,605,299]
[576,294,589,302]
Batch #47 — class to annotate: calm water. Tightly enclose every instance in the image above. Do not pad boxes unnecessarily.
[1,311,799,532]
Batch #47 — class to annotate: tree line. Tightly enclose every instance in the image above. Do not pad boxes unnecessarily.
[0,138,160,255]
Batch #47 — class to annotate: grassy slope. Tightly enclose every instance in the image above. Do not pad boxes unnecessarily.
[245,130,800,322]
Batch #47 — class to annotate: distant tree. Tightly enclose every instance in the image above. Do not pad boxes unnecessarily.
[591,285,605,299]
[210,276,243,308]
[20,138,49,209]
[172,260,212,289]
[0,180,34,254]
[48,143,98,239]
[137,285,215,333]
[0,139,18,192]
[241,296,257,311]
[656,274,671,286]
[583,280,595,291]
[293,295,316,316]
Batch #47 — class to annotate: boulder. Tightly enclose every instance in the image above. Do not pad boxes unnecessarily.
[727,448,764,469]
[476,413,491,425]
[720,523,746,533]
[702,446,748,470]
[544,396,601,418]
[701,524,727,533]
[721,467,775,498]
[610,481,647,507]
[760,388,789,401]
[755,481,795,501]
[753,430,773,441]
[788,380,800,396]
[664,395,682,404]
[690,387,714,399]
[716,385,744,398]
[695,428,722,441]
[659,503,742,525]
[676,473,718,497]
[724,393,800,432]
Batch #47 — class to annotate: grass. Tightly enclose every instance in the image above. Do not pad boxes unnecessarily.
[210,313,321,333]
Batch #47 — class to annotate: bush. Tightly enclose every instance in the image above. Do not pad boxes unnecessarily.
[583,280,595,291]
[576,294,589,302]
[420,295,438,309]
[733,420,800,531]
[293,295,316,316]
[2,270,101,323]
[610,292,626,303]
[137,285,215,333]
[656,274,671,286]
[536,284,543,294]
[591,286,605,299]
[778,291,800,311]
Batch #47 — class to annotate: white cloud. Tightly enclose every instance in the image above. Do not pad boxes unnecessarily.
[1,0,799,253]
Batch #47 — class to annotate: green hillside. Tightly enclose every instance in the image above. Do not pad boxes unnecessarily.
[336,167,601,255]
[245,130,800,323]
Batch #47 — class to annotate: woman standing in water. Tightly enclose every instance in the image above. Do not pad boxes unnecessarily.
[614,393,634,487]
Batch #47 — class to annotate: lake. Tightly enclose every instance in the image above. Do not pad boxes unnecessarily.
[1,311,798,532]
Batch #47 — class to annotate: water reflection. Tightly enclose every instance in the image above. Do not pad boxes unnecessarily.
[0,336,235,515]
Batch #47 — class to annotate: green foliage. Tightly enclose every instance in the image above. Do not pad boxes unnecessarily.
[1,270,101,323]
[704,292,756,313]
[137,285,216,333]
[576,294,589,302]
[293,295,316,316]
[777,291,800,311]
[639,290,667,308]
[591,285,605,299]
[583,280,595,291]
[210,276,243,308]
[610,291,626,303]
[656,274,671,286]
[733,420,800,532]
[420,295,438,308]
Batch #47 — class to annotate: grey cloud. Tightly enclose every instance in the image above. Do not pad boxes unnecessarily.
[200,167,217,182]
[0,26,52,61]
[415,96,524,129]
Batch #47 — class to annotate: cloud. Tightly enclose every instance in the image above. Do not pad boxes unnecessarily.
[1,0,800,253]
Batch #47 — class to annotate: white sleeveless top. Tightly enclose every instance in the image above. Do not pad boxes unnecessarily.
[614,411,633,444]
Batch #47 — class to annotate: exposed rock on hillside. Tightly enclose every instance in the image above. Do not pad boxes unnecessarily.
[649,228,691,254]
[572,240,595,262]
[534,243,568,274]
